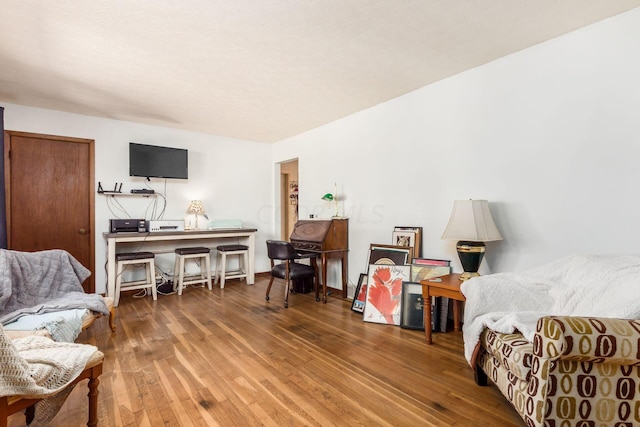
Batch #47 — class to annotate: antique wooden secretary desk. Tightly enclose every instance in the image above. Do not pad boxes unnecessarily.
[289,218,349,303]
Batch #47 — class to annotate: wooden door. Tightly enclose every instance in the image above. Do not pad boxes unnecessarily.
[4,131,95,293]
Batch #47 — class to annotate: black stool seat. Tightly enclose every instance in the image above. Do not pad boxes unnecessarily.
[175,247,210,255]
[216,244,249,252]
[115,251,155,261]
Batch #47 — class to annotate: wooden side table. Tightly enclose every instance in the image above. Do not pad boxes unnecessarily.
[420,273,466,344]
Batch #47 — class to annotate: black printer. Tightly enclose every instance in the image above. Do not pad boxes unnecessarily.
[109,219,147,233]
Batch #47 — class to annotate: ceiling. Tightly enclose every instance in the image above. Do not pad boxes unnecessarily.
[1,1,639,143]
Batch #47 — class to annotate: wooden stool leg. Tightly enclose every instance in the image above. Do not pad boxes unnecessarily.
[242,251,248,281]
[198,255,205,282]
[149,259,158,301]
[173,256,179,291]
[114,261,125,307]
[205,254,212,290]
[215,251,221,285]
[177,256,186,295]
[220,252,227,289]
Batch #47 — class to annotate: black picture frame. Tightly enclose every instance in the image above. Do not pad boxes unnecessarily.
[399,282,440,331]
[351,273,368,313]
[400,282,425,330]
[368,244,413,267]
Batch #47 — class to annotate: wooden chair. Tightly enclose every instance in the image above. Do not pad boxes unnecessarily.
[265,240,319,308]
[0,334,104,427]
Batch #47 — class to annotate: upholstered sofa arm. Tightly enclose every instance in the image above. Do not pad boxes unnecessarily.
[533,316,640,365]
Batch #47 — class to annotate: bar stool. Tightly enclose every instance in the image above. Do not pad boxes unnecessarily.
[114,252,157,306]
[215,244,249,289]
[173,247,212,295]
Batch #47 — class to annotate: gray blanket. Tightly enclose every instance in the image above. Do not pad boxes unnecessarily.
[0,249,108,325]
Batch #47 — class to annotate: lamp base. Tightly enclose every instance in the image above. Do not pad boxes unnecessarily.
[459,271,480,281]
[456,241,486,281]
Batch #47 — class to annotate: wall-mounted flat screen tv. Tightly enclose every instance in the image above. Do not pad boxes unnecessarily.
[129,143,188,180]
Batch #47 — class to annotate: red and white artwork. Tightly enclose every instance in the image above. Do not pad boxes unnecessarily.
[364,264,410,325]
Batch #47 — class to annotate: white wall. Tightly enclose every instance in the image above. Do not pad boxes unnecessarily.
[5,9,640,296]
[273,8,640,291]
[3,104,273,294]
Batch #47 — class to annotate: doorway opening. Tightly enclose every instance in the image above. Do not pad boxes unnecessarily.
[279,159,298,240]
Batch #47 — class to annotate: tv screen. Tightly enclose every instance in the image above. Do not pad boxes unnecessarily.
[129,143,188,180]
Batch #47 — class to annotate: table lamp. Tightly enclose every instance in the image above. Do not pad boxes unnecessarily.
[187,200,207,230]
[441,199,503,281]
[321,183,339,217]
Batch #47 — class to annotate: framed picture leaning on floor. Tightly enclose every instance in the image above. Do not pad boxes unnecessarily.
[368,244,413,267]
[364,264,410,326]
[393,226,422,258]
[351,273,368,313]
[400,281,425,330]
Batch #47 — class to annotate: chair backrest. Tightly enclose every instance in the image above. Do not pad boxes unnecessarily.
[266,240,299,261]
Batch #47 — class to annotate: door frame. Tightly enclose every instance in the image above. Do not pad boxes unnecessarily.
[4,130,96,293]
[278,159,298,240]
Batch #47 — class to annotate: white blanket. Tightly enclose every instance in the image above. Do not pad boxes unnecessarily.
[460,254,640,364]
[0,324,98,426]
[3,309,87,342]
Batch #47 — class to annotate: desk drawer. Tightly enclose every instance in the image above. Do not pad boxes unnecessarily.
[292,242,322,251]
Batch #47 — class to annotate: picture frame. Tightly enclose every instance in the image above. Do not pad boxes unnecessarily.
[351,273,368,313]
[413,257,450,267]
[400,282,425,330]
[410,264,451,282]
[394,226,422,258]
[392,230,416,252]
[363,264,410,326]
[368,244,414,267]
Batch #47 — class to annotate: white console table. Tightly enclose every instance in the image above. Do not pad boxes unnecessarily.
[103,228,257,299]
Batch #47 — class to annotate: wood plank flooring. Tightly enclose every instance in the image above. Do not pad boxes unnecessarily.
[10,275,524,426]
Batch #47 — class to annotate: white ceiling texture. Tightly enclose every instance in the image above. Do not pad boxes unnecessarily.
[1,1,639,142]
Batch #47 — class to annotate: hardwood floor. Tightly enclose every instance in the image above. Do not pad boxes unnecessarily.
[10,275,524,426]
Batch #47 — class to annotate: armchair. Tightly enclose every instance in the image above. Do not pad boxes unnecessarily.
[462,255,640,426]
[475,316,640,426]
[265,240,319,308]
[0,325,104,426]
[0,249,114,341]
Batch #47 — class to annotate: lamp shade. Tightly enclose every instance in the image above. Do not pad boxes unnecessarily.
[441,200,502,242]
[321,183,340,217]
[187,200,205,215]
